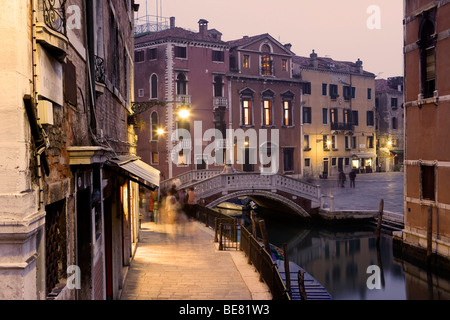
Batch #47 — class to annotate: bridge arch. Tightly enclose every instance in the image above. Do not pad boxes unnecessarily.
[206,190,311,218]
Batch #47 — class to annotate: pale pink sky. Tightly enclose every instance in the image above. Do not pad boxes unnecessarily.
[135,0,403,79]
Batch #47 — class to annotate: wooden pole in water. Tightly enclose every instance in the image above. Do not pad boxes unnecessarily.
[298,270,307,300]
[258,220,271,257]
[283,243,291,298]
[427,205,433,265]
[376,199,384,246]
[251,210,257,237]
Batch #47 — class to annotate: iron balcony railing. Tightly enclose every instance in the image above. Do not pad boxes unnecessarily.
[330,122,354,131]
[41,0,67,36]
[94,55,106,84]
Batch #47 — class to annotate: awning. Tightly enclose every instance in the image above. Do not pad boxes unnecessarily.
[108,155,160,190]
[390,150,404,155]
[351,152,377,159]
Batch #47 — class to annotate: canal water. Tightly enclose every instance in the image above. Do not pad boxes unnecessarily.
[216,205,450,300]
[257,209,450,300]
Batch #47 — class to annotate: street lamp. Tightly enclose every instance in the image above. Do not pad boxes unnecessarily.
[177,107,190,120]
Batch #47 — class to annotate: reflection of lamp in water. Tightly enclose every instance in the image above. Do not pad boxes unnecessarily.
[387,140,392,147]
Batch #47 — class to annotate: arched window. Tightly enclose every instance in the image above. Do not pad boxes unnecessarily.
[150,74,158,99]
[261,44,272,76]
[419,16,436,98]
[176,73,187,95]
[151,112,159,141]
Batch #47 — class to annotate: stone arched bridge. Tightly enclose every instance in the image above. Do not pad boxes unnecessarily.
[161,170,321,218]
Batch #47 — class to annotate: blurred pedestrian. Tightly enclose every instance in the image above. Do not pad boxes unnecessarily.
[186,187,197,219]
[349,169,356,188]
[338,169,346,188]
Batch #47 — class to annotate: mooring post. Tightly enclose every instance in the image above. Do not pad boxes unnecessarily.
[283,243,291,298]
[376,199,384,246]
[251,210,257,237]
[427,205,433,265]
[298,270,307,300]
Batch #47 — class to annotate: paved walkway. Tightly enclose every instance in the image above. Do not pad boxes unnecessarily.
[120,218,272,300]
[310,171,404,215]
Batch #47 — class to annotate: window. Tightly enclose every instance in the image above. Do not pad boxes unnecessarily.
[213,75,223,97]
[147,48,157,60]
[367,136,374,148]
[303,107,311,124]
[152,152,159,164]
[242,99,252,125]
[352,136,357,149]
[345,136,349,149]
[212,50,224,62]
[343,86,355,100]
[331,135,337,149]
[352,110,359,126]
[322,83,327,96]
[345,158,350,166]
[263,100,272,126]
[282,59,287,71]
[283,148,294,172]
[243,55,249,68]
[175,46,187,58]
[261,44,272,76]
[367,88,372,100]
[419,17,436,98]
[331,157,337,166]
[367,111,374,126]
[391,98,398,109]
[150,74,158,99]
[323,135,329,150]
[304,135,310,150]
[301,82,311,95]
[392,117,398,130]
[138,89,144,97]
[329,84,338,99]
[176,73,187,95]
[343,109,351,125]
[305,158,311,167]
[421,165,435,201]
[322,108,328,124]
[151,112,159,140]
[330,108,338,124]
[134,50,144,62]
[283,100,292,126]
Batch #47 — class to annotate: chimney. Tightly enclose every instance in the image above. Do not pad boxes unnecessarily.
[284,43,292,51]
[310,49,318,68]
[170,17,175,29]
[198,19,208,36]
[356,58,363,73]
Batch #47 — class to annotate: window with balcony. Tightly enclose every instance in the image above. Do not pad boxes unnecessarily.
[176,73,187,95]
[214,76,224,97]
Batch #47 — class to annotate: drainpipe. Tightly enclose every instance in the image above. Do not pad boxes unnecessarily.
[299,88,304,178]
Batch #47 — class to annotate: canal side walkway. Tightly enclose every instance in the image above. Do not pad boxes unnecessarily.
[120,218,272,300]
[309,172,404,224]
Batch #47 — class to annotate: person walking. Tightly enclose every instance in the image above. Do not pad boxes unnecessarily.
[349,169,356,188]
[186,187,197,219]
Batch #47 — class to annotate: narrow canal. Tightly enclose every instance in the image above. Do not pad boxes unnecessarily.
[257,209,450,300]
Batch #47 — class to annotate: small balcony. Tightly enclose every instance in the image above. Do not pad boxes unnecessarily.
[213,97,228,108]
[331,122,354,132]
[176,95,191,106]
[36,0,68,61]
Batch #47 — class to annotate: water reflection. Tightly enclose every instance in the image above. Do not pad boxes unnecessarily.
[261,216,450,300]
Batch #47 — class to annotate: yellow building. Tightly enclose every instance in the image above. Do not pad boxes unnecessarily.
[293,51,376,179]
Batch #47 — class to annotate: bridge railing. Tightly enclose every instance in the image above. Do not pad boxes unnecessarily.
[194,173,321,201]
[160,170,222,191]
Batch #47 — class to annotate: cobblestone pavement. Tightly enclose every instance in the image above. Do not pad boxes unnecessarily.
[120,218,271,300]
[310,171,404,215]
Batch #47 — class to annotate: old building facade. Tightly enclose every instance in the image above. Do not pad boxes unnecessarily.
[293,53,376,178]
[134,19,378,185]
[400,0,450,266]
[375,77,404,172]
[0,0,156,300]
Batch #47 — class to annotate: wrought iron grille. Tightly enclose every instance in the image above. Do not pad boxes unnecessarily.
[42,0,67,36]
[94,55,106,84]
